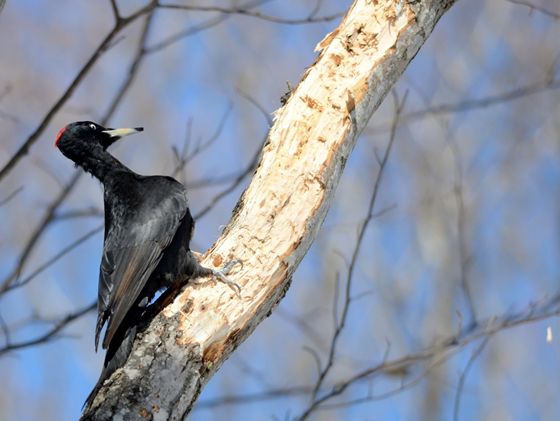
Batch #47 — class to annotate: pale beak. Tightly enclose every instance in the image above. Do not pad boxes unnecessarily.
[102,127,144,138]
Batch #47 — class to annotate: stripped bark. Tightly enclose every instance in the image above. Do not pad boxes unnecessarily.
[81,1,457,419]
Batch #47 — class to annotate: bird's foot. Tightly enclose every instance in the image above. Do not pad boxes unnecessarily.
[211,259,243,296]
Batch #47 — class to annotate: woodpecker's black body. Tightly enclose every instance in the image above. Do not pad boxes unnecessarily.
[55,121,236,408]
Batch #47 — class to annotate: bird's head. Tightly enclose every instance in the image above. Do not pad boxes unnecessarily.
[55,121,143,159]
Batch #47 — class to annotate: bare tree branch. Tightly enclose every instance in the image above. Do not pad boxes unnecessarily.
[450,139,477,325]
[109,0,121,21]
[367,77,560,133]
[452,337,489,421]
[171,105,233,179]
[0,186,22,208]
[158,3,344,25]
[193,136,263,220]
[0,302,96,356]
[3,225,103,294]
[195,385,315,409]
[102,10,155,120]
[145,0,271,55]
[506,0,560,19]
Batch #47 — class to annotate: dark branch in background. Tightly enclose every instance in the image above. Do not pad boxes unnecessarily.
[506,0,560,19]
[102,10,155,120]
[195,386,315,410]
[0,302,96,356]
[236,89,274,126]
[0,84,20,123]
[171,105,232,179]
[0,172,82,294]
[3,225,103,293]
[53,207,103,221]
[276,306,327,350]
[450,139,477,326]
[367,77,560,134]
[158,3,344,25]
[109,0,120,21]
[193,135,263,220]
[308,0,326,19]
[307,91,407,407]
[0,186,23,208]
[181,92,270,190]
[144,0,272,55]
[452,337,489,421]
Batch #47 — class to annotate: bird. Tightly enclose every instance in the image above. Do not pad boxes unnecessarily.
[55,121,240,406]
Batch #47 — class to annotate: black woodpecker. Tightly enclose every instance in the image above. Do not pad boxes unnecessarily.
[55,121,240,407]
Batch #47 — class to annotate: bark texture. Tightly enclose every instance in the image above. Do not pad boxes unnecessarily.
[82,1,457,419]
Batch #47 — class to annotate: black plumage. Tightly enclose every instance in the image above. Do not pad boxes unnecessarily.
[55,121,239,407]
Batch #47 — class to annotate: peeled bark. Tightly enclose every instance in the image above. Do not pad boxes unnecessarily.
[82,1,457,419]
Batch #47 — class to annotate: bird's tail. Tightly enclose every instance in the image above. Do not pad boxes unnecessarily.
[83,319,138,412]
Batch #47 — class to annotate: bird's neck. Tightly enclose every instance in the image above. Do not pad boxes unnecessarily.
[77,148,131,183]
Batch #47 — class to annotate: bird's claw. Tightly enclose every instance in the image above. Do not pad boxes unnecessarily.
[211,259,243,296]
[221,258,243,274]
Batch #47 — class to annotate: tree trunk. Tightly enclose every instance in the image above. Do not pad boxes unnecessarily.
[81,0,457,419]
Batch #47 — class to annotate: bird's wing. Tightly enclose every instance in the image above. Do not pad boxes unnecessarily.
[96,179,187,350]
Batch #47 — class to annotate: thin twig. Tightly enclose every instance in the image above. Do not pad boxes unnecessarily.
[109,0,121,21]
[102,10,156,121]
[367,78,560,134]
[452,337,489,421]
[4,225,103,293]
[0,302,96,356]
[53,207,104,221]
[193,137,263,219]
[158,3,344,25]
[450,140,477,325]
[146,0,272,55]
[194,385,315,410]
[506,0,560,19]
[0,186,23,207]
[171,105,233,178]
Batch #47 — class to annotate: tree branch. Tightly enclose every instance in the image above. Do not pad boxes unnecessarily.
[0,302,96,356]
[82,0,458,419]
[158,2,344,25]
[506,0,560,19]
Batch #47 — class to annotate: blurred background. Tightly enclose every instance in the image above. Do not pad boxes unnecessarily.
[0,0,559,420]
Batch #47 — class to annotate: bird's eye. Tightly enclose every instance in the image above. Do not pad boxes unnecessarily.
[89,123,96,130]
